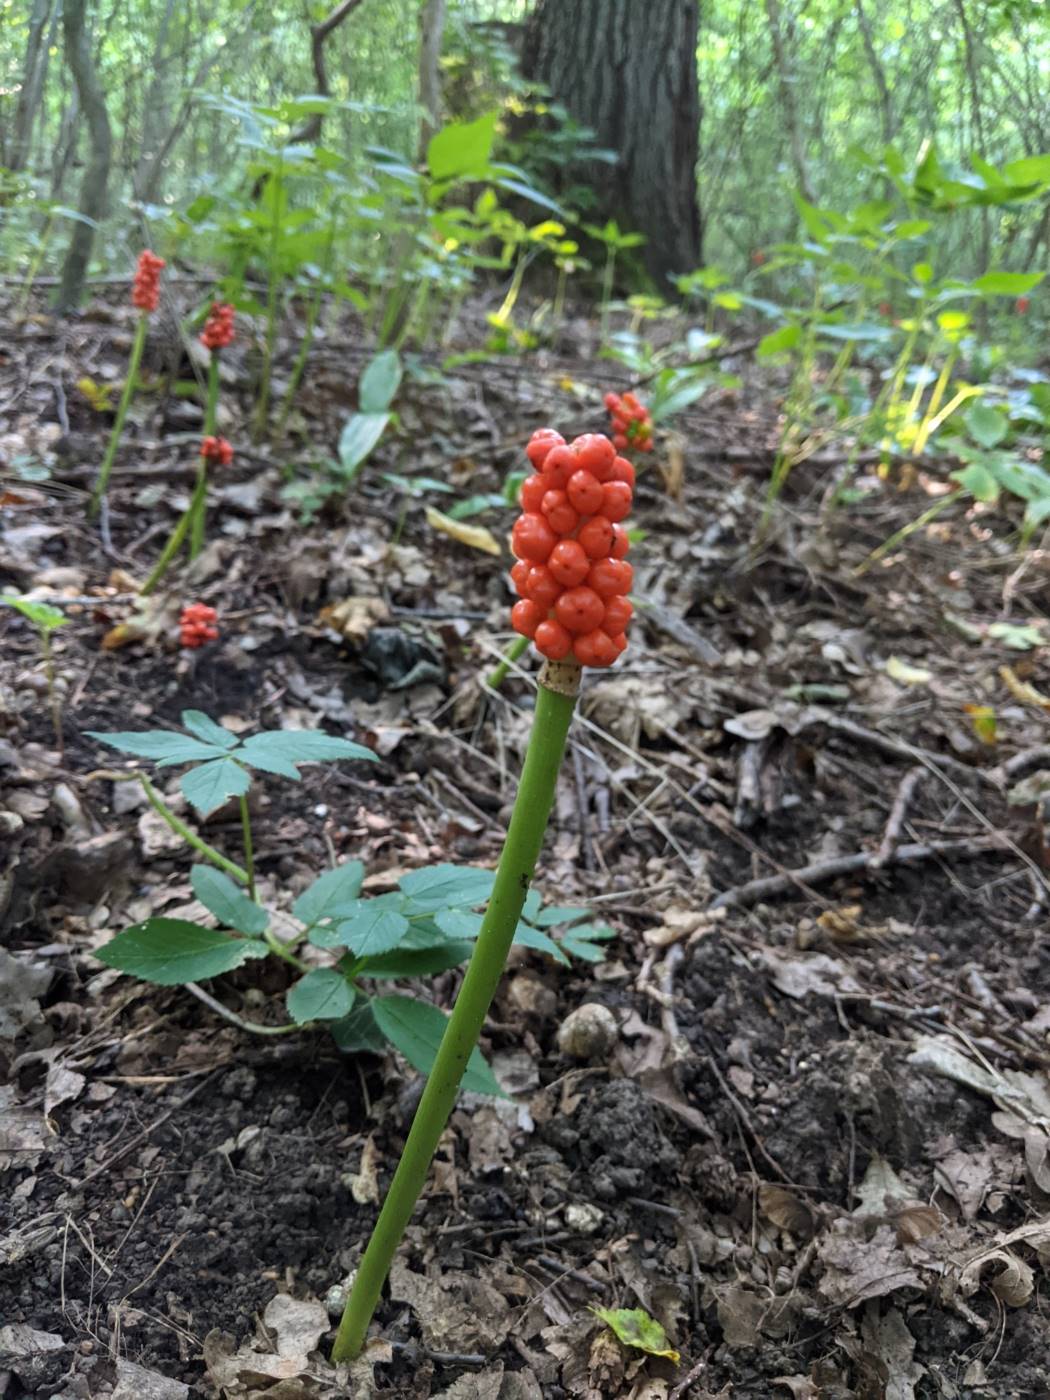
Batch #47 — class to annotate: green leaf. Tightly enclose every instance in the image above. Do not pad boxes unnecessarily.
[951,463,1000,504]
[286,968,356,1024]
[398,864,495,912]
[358,349,402,413]
[559,923,616,963]
[329,1000,387,1054]
[180,710,239,749]
[338,412,390,478]
[1002,155,1050,186]
[513,924,569,965]
[987,621,1045,650]
[239,730,376,779]
[96,919,269,985]
[427,111,498,181]
[292,860,366,927]
[181,757,251,815]
[757,325,801,357]
[357,942,473,978]
[973,271,1045,296]
[433,908,484,939]
[532,905,591,928]
[191,865,268,934]
[591,1307,680,1363]
[964,403,1009,449]
[371,994,505,1096]
[87,730,229,767]
[334,904,410,956]
[2,596,68,632]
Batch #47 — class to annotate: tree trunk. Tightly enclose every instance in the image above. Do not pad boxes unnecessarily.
[290,0,369,146]
[523,0,701,288]
[763,0,815,204]
[8,0,55,173]
[55,0,112,312]
[854,0,895,145]
[417,0,447,160]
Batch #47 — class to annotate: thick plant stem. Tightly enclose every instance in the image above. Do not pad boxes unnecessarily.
[91,312,148,517]
[189,357,221,559]
[486,635,529,690]
[140,463,207,595]
[332,662,580,1362]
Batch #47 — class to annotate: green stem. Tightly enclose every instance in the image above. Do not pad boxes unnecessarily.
[332,662,580,1362]
[277,289,324,434]
[42,632,62,754]
[117,772,249,882]
[91,313,149,517]
[486,635,529,690]
[140,463,207,594]
[188,358,221,560]
[239,794,256,901]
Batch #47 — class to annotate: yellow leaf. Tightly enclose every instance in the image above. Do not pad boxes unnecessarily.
[886,655,933,686]
[999,665,1050,713]
[77,376,115,413]
[424,506,501,556]
[591,1307,680,1364]
[963,703,997,745]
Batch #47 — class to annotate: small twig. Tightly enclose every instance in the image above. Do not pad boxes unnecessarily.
[670,1353,712,1400]
[711,835,1009,909]
[870,765,924,867]
[532,1254,608,1293]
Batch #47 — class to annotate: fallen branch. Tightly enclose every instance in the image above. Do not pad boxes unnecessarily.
[710,834,1008,910]
[871,765,924,867]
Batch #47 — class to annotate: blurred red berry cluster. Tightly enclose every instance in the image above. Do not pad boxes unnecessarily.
[179,603,218,649]
[510,429,633,668]
[132,251,165,313]
[200,435,233,467]
[604,391,653,452]
[200,302,235,350]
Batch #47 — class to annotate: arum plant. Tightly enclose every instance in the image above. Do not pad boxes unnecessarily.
[333,426,634,1359]
[1,595,69,753]
[582,219,646,345]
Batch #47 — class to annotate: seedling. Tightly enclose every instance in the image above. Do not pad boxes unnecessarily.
[2,595,69,752]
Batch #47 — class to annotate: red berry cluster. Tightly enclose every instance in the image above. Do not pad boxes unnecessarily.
[179,603,218,649]
[604,391,653,453]
[200,302,235,350]
[510,429,633,668]
[132,251,165,313]
[200,435,233,467]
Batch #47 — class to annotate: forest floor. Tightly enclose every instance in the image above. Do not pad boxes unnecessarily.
[1,290,1049,1400]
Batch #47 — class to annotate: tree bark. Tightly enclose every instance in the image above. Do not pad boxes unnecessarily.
[55,0,112,311]
[763,0,815,204]
[523,0,701,288]
[417,0,447,160]
[290,0,369,146]
[8,0,55,173]
[854,0,895,145]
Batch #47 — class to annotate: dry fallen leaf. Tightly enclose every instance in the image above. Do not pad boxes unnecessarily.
[318,596,390,645]
[425,506,501,556]
[759,1183,815,1236]
[349,1136,380,1204]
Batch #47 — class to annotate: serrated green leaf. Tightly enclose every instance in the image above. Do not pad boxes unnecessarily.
[398,864,495,912]
[2,596,68,632]
[964,403,1009,449]
[371,994,505,1096]
[559,934,608,963]
[293,860,366,927]
[427,111,498,181]
[434,909,484,939]
[591,1307,680,1363]
[334,905,410,956]
[951,463,1001,504]
[521,888,542,923]
[329,1001,387,1054]
[239,730,376,779]
[358,349,402,413]
[95,919,269,985]
[88,730,229,767]
[181,757,251,816]
[190,865,267,934]
[513,924,569,966]
[757,324,801,357]
[973,270,1045,296]
[357,942,473,978]
[532,905,591,928]
[181,710,239,749]
[286,968,356,1024]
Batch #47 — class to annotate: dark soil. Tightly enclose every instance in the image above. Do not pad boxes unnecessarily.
[3,292,1050,1399]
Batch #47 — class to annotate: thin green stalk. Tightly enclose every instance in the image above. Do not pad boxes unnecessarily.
[91,313,149,517]
[854,495,954,576]
[332,662,580,1362]
[264,929,309,972]
[912,348,959,456]
[277,289,324,433]
[42,632,62,754]
[239,795,256,901]
[188,358,221,559]
[140,463,207,595]
[99,771,249,882]
[486,635,529,690]
[599,249,616,345]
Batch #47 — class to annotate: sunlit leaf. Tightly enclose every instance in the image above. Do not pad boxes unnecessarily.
[591,1307,680,1363]
[425,506,501,555]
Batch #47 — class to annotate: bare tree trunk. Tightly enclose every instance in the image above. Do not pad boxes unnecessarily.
[8,0,55,173]
[55,0,112,312]
[854,0,895,145]
[952,0,990,267]
[132,0,178,200]
[763,0,815,204]
[417,0,447,160]
[291,0,370,146]
[523,0,701,288]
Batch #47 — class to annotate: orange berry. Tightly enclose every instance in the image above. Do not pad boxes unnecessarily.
[573,628,618,667]
[610,524,630,560]
[603,392,619,411]
[512,513,557,563]
[613,432,628,450]
[601,481,633,522]
[610,456,635,487]
[577,515,614,559]
[520,474,547,512]
[524,564,562,609]
[510,560,532,596]
[567,469,604,514]
[608,630,628,655]
[623,393,641,413]
[602,596,633,634]
[541,489,579,535]
[511,599,543,638]
[588,558,633,597]
[540,444,575,488]
[526,428,564,469]
[535,619,572,660]
[555,586,605,634]
[573,434,616,478]
[548,539,590,587]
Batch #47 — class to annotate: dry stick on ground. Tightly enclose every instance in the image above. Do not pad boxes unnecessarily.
[710,835,1009,910]
[871,765,925,867]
